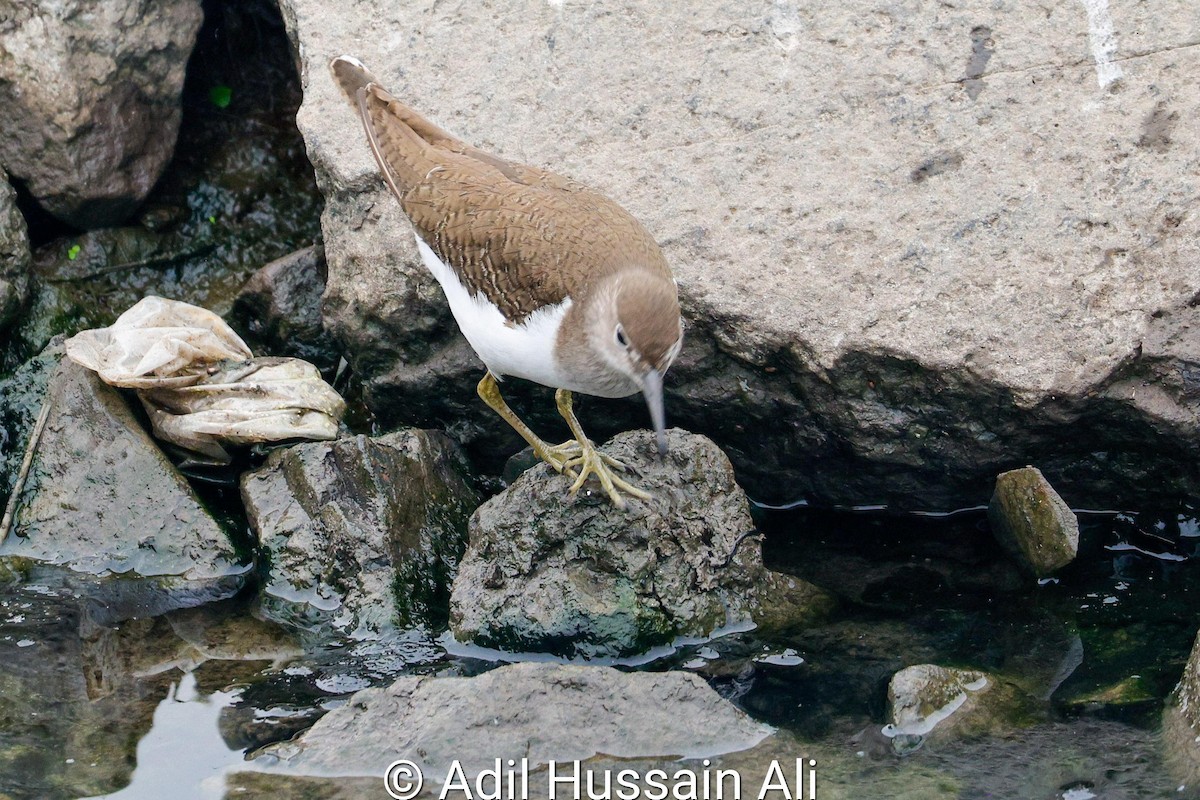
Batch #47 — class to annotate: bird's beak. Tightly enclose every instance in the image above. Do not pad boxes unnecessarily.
[642,368,668,457]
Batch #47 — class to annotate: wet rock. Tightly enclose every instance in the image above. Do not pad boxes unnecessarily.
[241,430,478,635]
[282,0,1200,510]
[0,176,30,333]
[988,467,1079,577]
[1163,631,1200,785]
[751,570,837,636]
[883,664,1026,754]
[231,245,340,373]
[0,352,247,610]
[257,662,771,779]
[0,1,203,228]
[450,429,830,658]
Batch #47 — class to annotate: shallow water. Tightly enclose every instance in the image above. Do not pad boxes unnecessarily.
[1,501,1197,799]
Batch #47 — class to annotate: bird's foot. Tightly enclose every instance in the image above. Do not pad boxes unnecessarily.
[562,438,651,510]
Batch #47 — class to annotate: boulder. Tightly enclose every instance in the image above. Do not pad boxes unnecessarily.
[256,662,771,779]
[987,466,1079,577]
[241,430,479,635]
[450,429,831,658]
[0,349,247,612]
[279,0,1200,510]
[0,1,203,228]
[0,175,30,333]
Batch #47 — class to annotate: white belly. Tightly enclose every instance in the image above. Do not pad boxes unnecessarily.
[415,236,570,389]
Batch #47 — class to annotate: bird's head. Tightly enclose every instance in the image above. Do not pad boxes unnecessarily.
[584,270,683,456]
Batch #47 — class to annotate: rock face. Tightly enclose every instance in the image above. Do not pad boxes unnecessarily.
[0,176,30,333]
[987,466,1079,577]
[450,429,831,658]
[280,0,1200,510]
[0,1,203,227]
[241,430,479,634]
[0,353,246,610]
[259,662,772,779]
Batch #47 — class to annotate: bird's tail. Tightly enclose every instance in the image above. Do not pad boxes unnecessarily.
[330,55,379,109]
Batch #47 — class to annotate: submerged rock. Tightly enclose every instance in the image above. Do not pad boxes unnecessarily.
[258,662,771,779]
[883,662,993,753]
[282,0,1200,510]
[0,1,203,227]
[241,430,478,635]
[883,664,1027,754]
[0,351,247,610]
[450,429,831,658]
[0,176,30,333]
[231,245,339,373]
[987,466,1079,577]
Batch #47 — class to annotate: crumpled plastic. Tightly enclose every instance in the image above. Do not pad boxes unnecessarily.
[65,296,345,464]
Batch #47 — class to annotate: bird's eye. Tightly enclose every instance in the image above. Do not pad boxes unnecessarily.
[615,325,629,348]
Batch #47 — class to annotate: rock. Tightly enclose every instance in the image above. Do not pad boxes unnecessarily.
[280,0,1200,510]
[750,570,838,636]
[450,429,830,658]
[0,176,30,333]
[1163,631,1200,786]
[883,664,1027,754]
[257,662,771,779]
[0,1,203,228]
[230,245,340,374]
[241,430,478,635]
[987,467,1079,576]
[0,351,247,612]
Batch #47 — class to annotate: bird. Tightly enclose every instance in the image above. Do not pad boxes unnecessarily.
[330,56,683,508]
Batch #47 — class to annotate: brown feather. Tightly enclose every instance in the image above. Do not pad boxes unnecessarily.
[332,57,671,323]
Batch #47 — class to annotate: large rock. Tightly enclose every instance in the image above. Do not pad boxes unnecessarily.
[1164,631,1200,786]
[280,0,1200,510]
[987,466,1079,576]
[0,1,203,228]
[450,429,832,658]
[0,350,246,612]
[241,430,479,635]
[257,662,771,780]
[0,174,30,333]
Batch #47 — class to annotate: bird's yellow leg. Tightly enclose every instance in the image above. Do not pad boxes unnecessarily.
[554,388,652,509]
[477,372,580,476]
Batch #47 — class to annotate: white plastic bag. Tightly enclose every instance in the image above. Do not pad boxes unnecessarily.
[65,296,345,463]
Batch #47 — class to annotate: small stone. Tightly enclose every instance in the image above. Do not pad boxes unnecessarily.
[450,429,829,658]
[256,662,771,779]
[988,466,1079,577]
[241,430,479,635]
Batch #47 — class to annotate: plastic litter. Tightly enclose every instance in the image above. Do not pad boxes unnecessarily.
[64,296,344,464]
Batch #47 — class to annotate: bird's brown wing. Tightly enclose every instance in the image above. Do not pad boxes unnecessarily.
[333,57,669,323]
